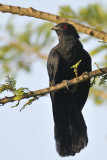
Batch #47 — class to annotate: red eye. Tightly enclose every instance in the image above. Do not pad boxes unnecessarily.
[63,25,67,29]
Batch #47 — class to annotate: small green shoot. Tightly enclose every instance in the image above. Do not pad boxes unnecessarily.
[71,60,82,77]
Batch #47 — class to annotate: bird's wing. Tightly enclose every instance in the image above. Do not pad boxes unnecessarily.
[47,47,60,85]
[82,49,92,72]
[73,49,92,110]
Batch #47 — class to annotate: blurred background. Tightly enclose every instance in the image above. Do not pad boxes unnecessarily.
[0,0,107,160]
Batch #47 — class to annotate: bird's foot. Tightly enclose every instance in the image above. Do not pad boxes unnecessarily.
[76,76,79,81]
[63,80,71,91]
[50,81,54,87]
[50,81,59,92]
[81,72,89,80]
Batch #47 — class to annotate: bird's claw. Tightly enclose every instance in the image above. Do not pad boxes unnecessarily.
[75,75,78,81]
[82,72,89,79]
[63,80,70,91]
[50,82,54,87]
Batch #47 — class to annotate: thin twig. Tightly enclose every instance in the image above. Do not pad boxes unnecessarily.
[0,36,48,60]
[9,41,48,60]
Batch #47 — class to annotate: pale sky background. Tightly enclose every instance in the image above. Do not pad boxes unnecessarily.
[0,0,107,160]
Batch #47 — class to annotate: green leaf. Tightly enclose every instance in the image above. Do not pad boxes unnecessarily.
[99,74,107,85]
[59,6,76,19]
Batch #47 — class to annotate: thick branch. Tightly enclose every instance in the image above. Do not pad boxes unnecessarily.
[0,4,107,41]
[0,68,107,105]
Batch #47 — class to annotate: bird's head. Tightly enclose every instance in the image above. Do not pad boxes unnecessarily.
[51,23,79,40]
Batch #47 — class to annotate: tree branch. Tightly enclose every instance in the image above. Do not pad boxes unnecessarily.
[9,40,48,60]
[0,3,107,41]
[0,68,107,105]
[0,36,48,60]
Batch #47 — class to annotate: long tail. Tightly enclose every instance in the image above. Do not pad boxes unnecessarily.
[51,91,88,156]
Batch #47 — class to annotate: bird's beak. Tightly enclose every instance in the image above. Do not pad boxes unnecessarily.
[51,26,60,30]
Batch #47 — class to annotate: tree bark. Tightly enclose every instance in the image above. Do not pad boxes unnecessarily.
[0,3,107,41]
[0,68,107,105]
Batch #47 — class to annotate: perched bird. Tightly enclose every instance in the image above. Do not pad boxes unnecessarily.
[47,23,92,156]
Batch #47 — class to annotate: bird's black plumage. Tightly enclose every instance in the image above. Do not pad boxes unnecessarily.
[47,23,92,156]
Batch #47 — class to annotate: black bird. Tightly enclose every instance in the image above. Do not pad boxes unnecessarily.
[47,23,92,156]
